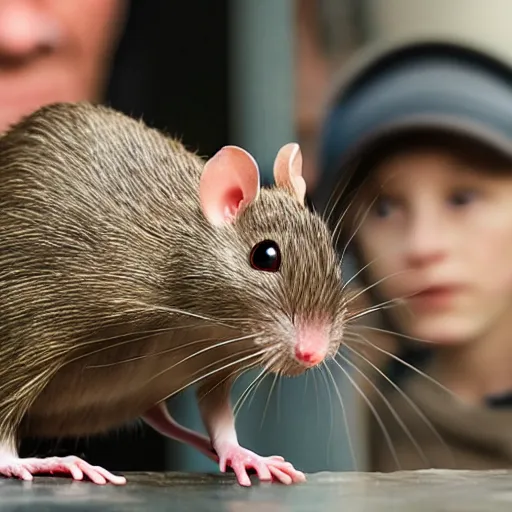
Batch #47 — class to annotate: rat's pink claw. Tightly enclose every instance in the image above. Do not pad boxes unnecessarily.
[0,455,126,485]
[215,442,306,487]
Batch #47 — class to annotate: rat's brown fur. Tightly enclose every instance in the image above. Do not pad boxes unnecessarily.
[0,102,346,452]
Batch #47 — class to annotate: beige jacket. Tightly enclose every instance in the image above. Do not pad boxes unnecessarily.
[349,288,512,472]
[367,367,512,471]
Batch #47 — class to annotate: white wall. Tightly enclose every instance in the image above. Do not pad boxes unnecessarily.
[363,0,512,63]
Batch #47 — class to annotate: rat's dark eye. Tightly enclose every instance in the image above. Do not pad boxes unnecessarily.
[250,240,281,272]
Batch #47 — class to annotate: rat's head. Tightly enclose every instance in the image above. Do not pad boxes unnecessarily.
[197,143,346,377]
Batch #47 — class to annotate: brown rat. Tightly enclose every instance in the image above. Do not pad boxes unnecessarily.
[0,102,346,486]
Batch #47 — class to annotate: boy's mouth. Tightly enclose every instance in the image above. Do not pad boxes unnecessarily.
[408,285,461,310]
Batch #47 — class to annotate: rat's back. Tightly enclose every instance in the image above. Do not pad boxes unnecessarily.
[0,102,207,411]
[0,101,206,279]
[0,101,204,232]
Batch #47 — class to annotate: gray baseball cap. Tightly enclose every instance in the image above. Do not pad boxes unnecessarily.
[315,40,512,212]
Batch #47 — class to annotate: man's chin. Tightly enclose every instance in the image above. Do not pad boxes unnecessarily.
[0,83,92,134]
[0,101,62,132]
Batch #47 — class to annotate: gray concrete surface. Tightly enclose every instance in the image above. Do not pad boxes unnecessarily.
[2,469,512,511]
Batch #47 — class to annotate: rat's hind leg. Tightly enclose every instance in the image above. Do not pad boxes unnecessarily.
[0,411,126,485]
[142,401,218,462]
[0,351,125,485]
[0,438,126,485]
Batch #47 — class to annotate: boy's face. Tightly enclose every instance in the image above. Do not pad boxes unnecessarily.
[354,147,512,345]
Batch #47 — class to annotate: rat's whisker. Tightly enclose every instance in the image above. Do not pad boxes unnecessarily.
[144,332,264,385]
[350,324,435,345]
[62,324,214,368]
[196,357,267,405]
[341,242,416,297]
[192,350,268,413]
[84,335,218,369]
[344,288,421,325]
[158,349,268,403]
[336,350,429,467]
[331,356,402,471]
[347,306,388,322]
[304,368,309,399]
[233,367,267,419]
[346,331,457,400]
[73,313,264,368]
[341,253,386,293]
[325,185,358,240]
[317,365,335,461]
[327,161,369,241]
[336,190,379,262]
[311,368,321,430]
[345,298,405,323]
[112,300,237,329]
[246,370,270,412]
[253,347,284,377]
[323,155,370,229]
[342,340,453,463]
[322,362,357,470]
[322,164,354,225]
[237,350,283,423]
[86,323,261,370]
[196,369,239,402]
[187,347,259,383]
[344,300,400,324]
[344,268,412,307]
[276,372,283,424]
[261,372,280,430]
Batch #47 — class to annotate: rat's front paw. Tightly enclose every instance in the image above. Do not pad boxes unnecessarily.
[0,454,126,485]
[215,442,306,487]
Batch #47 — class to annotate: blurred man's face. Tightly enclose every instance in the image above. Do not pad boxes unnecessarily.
[0,0,125,133]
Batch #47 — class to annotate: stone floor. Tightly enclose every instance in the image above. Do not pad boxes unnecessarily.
[2,469,512,511]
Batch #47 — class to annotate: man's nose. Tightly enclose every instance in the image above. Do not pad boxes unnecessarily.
[403,210,447,268]
[0,0,60,59]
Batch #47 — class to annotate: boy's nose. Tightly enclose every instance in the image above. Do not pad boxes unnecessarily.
[0,0,61,60]
[403,212,446,268]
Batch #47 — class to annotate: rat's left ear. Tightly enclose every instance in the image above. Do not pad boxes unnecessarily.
[199,145,260,226]
[273,142,306,205]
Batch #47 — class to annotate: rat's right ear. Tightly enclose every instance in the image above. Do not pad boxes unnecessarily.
[273,142,306,205]
[199,145,260,226]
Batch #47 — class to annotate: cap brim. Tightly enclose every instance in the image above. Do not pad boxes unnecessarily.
[343,113,512,163]
[316,40,512,212]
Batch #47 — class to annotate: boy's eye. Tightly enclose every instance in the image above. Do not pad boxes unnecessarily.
[373,196,394,217]
[449,189,477,207]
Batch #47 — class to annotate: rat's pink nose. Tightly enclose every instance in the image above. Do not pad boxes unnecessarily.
[294,320,330,367]
[294,347,324,366]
